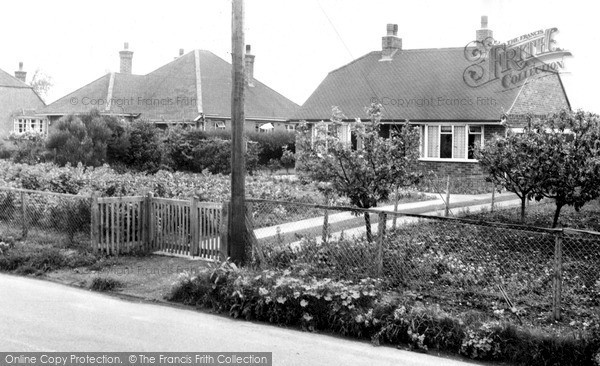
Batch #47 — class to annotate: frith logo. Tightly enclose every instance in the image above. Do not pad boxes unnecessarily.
[463,27,571,89]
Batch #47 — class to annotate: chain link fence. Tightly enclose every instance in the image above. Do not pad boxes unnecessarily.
[416,174,496,195]
[246,198,600,325]
[0,187,92,247]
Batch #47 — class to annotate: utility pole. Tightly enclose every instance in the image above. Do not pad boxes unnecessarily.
[229,0,246,265]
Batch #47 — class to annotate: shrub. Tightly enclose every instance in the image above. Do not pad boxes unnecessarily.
[90,277,123,292]
[247,131,296,166]
[162,124,208,171]
[125,121,163,172]
[166,263,600,365]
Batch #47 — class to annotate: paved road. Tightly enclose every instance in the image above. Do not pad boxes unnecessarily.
[0,274,482,366]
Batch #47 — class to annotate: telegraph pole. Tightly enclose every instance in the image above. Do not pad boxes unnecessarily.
[229,0,246,265]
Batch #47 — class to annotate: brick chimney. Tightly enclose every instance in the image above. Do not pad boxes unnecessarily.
[14,62,26,83]
[476,16,493,42]
[380,24,402,61]
[119,42,133,74]
[245,44,255,87]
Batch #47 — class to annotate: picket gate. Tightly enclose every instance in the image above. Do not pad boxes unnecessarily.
[92,194,227,260]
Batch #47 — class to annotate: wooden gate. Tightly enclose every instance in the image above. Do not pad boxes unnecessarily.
[92,194,227,260]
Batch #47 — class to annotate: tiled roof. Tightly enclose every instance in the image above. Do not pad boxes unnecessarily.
[41,50,299,122]
[0,68,46,120]
[293,48,567,122]
[0,68,31,88]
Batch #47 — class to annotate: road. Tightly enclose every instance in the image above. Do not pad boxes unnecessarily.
[0,274,482,366]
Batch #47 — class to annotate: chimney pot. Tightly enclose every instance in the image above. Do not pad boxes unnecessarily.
[14,62,27,82]
[246,44,251,53]
[179,48,184,56]
[119,42,134,74]
[476,15,493,42]
[386,23,398,36]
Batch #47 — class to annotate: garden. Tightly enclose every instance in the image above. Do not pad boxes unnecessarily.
[1,107,600,365]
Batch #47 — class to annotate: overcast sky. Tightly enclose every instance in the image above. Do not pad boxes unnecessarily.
[1,0,597,113]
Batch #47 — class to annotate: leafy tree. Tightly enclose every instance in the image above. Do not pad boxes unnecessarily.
[529,110,600,227]
[477,110,600,227]
[476,124,542,222]
[30,69,53,103]
[297,104,421,241]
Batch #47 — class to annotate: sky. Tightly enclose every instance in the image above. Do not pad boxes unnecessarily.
[1,0,598,113]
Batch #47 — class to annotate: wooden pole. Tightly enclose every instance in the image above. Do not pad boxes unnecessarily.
[377,212,387,277]
[444,175,451,217]
[21,191,28,239]
[491,183,496,213]
[91,194,99,252]
[229,0,247,265]
[552,230,564,320]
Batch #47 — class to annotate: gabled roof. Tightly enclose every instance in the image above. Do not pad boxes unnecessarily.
[0,68,46,119]
[293,48,568,122]
[41,50,299,122]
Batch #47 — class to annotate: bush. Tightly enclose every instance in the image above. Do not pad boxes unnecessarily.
[89,277,124,292]
[46,111,113,167]
[166,263,600,365]
[162,124,208,171]
[125,120,163,172]
[189,138,259,175]
[8,131,48,164]
[247,131,296,166]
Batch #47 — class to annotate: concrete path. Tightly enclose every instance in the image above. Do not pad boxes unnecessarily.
[254,192,524,245]
[0,274,482,366]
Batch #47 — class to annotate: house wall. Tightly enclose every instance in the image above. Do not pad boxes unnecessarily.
[0,87,46,139]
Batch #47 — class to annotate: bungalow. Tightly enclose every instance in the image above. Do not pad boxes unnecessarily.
[292,17,571,177]
[39,44,299,132]
[0,63,47,138]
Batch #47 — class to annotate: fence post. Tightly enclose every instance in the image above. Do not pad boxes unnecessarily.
[91,194,99,252]
[322,208,329,244]
[220,201,230,261]
[444,175,451,217]
[377,212,387,277]
[143,192,153,252]
[20,191,28,239]
[552,230,564,321]
[392,187,399,229]
[190,196,199,256]
[491,183,496,213]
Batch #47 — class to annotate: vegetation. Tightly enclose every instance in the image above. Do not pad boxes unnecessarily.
[477,110,600,227]
[297,104,421,240]
[167,262,600,365]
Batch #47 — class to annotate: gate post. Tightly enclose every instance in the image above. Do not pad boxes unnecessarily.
[220,201,230,261]
[91,194,99,252]
[143,192,154,252]
[190,196,199,256]
[552,230,564,320]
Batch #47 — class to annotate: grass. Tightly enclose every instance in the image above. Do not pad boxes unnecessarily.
[462,199,600,231]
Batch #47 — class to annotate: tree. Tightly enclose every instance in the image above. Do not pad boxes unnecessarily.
[476,122,543,222]
[297,104,421,241]
[30,69,53,102]
[529,110,600,227]
[477,110,600,227]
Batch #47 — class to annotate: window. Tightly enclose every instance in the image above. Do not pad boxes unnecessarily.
[285,124,295,131]
[215,121,226,130]
[422,124,485,160]
[13,118,47,135]
[440,126,452,158]
[468,126,482,159]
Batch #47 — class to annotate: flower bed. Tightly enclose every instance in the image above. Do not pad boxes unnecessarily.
[167,262,600,365]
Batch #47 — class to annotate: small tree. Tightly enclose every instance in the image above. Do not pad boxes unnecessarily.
[297,104,421,241]
[529,110,600,227]
[476,123,543,222]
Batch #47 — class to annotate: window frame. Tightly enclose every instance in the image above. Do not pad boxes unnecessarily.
[420,123,485,162]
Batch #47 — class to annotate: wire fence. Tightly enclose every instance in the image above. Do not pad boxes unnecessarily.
[0,187,92,247]
[246,199,600,325]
